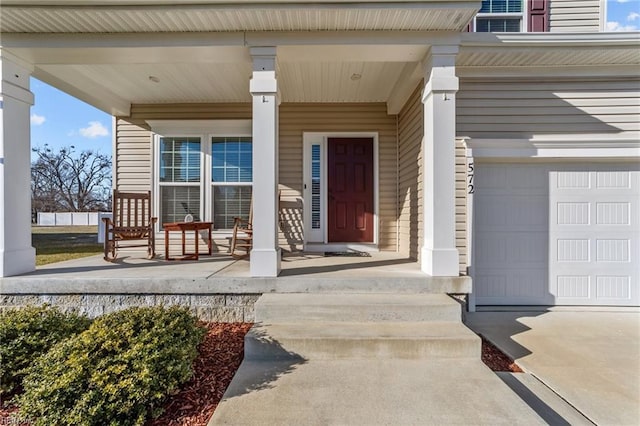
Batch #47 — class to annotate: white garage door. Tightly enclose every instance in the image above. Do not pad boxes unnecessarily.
[474,162,640,306]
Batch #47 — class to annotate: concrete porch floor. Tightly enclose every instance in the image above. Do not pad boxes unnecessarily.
[0,250,470,295]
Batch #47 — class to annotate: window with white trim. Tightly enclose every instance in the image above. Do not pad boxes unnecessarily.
[211,137,253,230]
[153,122,253,232]
[159,136,201,224]
[475,0,523,32]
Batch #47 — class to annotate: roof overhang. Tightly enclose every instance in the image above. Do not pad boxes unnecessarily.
[458,32,640,73]
[1,31,462,115]
[0,1,479,32]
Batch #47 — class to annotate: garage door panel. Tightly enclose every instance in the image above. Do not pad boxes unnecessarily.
[596,202,630,225]
[596,276,631,301]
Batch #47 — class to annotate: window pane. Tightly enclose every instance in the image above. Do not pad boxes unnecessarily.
[212,186,252,230]
[311,144,321,229]
[211,137,253,183]
[476,17,521,32]
[160,186,200,225]
[508,0,522,13]
[160,137,201,183]
[480,0,522,13]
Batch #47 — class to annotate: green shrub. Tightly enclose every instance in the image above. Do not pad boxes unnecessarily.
[17,306,206,426]
[0,305,91,395]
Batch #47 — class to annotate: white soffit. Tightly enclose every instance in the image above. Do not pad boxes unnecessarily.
[0,4,478,33]
[34,59,410,104]
[279,61,407,102]
[38,63,255,103]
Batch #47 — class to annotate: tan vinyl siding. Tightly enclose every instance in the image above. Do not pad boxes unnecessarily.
[115,103,252,191]
[115,118,152,192]
[457,78,640,139]
[455,138,468,275]
[279,103,398,252]
[549,0,601,32]
[397,85,423,260]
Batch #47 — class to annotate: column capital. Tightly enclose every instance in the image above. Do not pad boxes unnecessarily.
[423,44,459,96]
[1,51,34,105]
[250,46,277,72]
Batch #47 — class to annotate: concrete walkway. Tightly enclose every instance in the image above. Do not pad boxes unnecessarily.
[210,294,547,425]
[211,359,546,425]
[465,310,640,426]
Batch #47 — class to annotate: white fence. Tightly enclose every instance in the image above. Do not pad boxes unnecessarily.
[36,212,107,227]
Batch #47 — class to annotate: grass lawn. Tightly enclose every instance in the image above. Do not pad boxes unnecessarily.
[32,226,103,266]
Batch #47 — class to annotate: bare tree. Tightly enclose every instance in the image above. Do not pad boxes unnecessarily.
[31,145,112,213]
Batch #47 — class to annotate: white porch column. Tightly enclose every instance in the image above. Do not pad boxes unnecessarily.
[0,52,36,277]
[249,47,281,277]
[421,45,460,276]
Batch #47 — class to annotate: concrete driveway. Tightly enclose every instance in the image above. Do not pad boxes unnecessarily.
[465,309,640,426]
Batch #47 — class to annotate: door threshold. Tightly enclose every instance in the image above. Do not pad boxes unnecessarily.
[304,243,379,253]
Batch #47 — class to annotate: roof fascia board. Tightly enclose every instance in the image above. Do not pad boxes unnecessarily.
[2,31,462,48]
[3,0,479,9]
[465,137,640,159]
[246,31,461,46]
[461,32,640,48]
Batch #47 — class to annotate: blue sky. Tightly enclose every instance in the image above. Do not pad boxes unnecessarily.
[30,79,112,158]
[29,0,639,160]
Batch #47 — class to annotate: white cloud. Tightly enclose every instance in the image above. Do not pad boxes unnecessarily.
[628,11,640,21]
[79,121,109,138]
[30,113,46,126]
[606,20,639,31]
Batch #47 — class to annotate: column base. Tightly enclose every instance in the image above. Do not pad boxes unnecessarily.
[250,248,282,277]
[1,246,36,277]
[421,247,459,277]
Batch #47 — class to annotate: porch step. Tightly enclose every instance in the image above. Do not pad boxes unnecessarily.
[245,321,480,360]
[255,293,461,323]
[249,293,480,361]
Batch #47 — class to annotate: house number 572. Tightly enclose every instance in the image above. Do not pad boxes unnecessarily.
[467,162,475,194]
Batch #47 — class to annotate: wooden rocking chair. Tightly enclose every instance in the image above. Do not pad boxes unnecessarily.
[103,190,157,261]
[230,191,281,257]
[230,198,253,258]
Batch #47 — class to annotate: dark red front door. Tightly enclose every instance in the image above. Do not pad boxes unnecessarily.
[328,138,374,242]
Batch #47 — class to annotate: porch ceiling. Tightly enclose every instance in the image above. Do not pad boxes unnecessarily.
[0,1,478,33]
[5,42,428,114]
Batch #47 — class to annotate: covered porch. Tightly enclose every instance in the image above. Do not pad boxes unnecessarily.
[0,0,478,278]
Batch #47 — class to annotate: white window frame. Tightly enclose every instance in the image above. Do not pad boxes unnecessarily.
[302,132,379,252]
[155,134,204,229]
[149,120,252,235]
[208,134,253,233]
[474,0,527,32]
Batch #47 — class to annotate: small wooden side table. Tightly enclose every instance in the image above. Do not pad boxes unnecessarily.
[163,221,213,261]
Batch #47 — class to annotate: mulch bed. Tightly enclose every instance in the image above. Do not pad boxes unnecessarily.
[148,322,253,426]
[480,335,523,373]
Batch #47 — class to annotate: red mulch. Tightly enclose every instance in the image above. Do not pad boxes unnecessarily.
[148,322,253,426]
[480,335,523,373]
